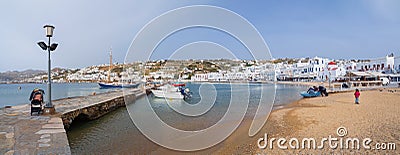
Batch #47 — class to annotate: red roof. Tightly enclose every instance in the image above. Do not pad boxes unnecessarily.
[328,61,336,65]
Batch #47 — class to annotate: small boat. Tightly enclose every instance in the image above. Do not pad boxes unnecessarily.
[172,82,186,87]
[98,48,141,89]
[98,82,140,89]
[99,82,122,88]
[152,90,184,99]
[300,91,321,98]
[151,85,191,99]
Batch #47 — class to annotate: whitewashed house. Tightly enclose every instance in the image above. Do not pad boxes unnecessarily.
[322,61,346,81]
[393,56,400,73]
[356,54,395,74]
[191,73,208,81]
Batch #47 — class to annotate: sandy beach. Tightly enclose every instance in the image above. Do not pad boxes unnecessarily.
[216,88,400,154]
[2,86,398,154]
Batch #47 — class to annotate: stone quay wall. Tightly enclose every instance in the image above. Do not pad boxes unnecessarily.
[60,91,145,129]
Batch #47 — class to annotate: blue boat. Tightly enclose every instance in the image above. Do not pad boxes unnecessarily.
[98,48,142,89]
[300,91,321,98]
[98,82,140,89]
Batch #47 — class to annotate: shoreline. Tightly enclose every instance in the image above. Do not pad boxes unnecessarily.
[255,88,399,154]
[3,82,398,154]
[207,87,400,154]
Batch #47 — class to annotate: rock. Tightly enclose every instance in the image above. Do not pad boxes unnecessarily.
[4,150,14,155]
[38,138,51,143]
[40,134,50,139]
[38,143,51,147]
[5,133,14,139]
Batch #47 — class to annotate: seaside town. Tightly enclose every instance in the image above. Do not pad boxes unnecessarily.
[1,50,400,154]
[2,53,400,87]
[1,1,399,154]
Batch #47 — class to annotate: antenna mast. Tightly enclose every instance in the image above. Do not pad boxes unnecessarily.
[108,47,113,82]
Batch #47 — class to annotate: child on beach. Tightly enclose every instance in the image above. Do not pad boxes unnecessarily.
[354,89,360,104]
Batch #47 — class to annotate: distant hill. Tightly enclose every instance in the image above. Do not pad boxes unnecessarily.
[0,69,46,82]
[187,61,220,73]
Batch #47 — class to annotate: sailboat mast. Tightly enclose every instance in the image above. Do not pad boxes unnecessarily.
[108,47,113,82]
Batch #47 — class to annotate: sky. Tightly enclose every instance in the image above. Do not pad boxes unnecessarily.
[1,0,400,72]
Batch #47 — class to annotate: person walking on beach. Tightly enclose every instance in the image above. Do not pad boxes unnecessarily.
[354,89,360,104]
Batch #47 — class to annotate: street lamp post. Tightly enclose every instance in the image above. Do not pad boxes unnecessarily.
[37,25,58,114]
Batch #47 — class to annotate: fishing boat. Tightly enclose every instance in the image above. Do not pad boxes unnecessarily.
[98,82,140,89]
[99,82,121,88]
[98,47,140,89]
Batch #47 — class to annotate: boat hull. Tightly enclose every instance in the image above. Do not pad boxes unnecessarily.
[300,91,321,98]
[151,90,183,99]
[172,83,185,87]
[98,83,140,89]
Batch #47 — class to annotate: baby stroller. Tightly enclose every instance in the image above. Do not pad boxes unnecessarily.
[29,88,45,116]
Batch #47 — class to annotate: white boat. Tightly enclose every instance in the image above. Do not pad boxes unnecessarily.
[151,85,191,99]
[151,89,184,99]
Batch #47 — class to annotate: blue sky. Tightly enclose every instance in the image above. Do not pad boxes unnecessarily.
[1,0,399,71]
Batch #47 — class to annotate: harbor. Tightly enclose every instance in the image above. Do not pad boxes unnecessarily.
[0,81,398,154]
[1,1,400,154]
[0,82,307,154]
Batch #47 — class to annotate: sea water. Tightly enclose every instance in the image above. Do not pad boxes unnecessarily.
[0,83,112,108]
[67,83,306,154]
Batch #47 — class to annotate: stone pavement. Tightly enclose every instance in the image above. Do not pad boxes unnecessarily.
[0,88,145,155]
[0,107,70,155]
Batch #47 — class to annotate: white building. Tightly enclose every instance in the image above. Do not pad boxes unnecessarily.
[275,56,350,82]
[394,56,400,73]
[289,57,331,81]
[322,61,346,81]
[356,54,395,74]
[191,73,208,81]
[148,71,175,79]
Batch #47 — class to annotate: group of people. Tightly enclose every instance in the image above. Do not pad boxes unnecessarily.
[306,85,361,104]
[306,85,329,96]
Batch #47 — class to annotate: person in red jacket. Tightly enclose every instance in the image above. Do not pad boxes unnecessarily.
[354,89,360,104]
